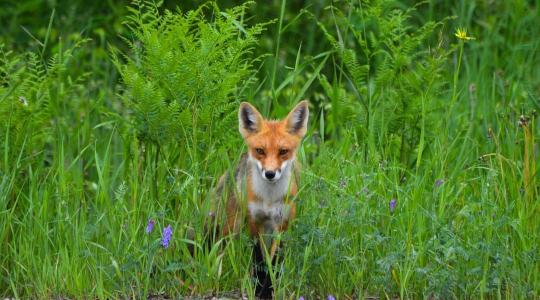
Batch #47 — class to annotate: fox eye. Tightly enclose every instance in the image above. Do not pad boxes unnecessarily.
[279,149,289,156]
[255,148,265,155]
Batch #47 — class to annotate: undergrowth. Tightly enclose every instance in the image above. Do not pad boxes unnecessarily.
[0,0,538,298]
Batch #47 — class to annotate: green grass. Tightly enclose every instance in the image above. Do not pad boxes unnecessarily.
[1,0,539,299]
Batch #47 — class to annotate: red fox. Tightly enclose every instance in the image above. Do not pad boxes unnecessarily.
[209,100,309,259]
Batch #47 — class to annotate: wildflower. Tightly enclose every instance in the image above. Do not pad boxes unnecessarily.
[145,219,155,234]
[389,198,397,213]
[162,225,173,248]
[298,297,305,300]
[454,27,475,41]
[328,295,336,300]
[434,179,444,188]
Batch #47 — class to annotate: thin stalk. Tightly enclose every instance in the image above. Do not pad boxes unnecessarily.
[154,143,160,201]
[448,41,464,134]
[269,0,286,114]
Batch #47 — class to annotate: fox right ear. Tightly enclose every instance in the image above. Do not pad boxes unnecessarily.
[239,102,263,138]
[285,100,309,137]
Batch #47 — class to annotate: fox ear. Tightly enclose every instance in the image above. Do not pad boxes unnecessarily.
[285,100,309,137]
[239,102,263,138]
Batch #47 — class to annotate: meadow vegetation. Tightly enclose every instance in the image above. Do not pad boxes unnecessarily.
[1,0,539,298]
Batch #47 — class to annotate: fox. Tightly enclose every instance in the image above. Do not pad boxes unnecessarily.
[208,100,309,297]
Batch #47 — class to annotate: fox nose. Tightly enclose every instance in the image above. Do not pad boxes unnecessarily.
[265,170,276,179]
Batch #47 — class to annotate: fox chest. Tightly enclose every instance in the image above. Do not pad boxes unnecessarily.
[248,200,291,232]
[243,159,296,233]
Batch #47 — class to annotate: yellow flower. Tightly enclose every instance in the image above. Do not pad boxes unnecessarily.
[454,27,475,41]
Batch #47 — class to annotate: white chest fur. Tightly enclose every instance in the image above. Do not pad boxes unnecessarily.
[251,162,291,202]
[247,158,293,232]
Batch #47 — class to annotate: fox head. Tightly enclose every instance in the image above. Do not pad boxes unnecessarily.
[239,100,309,183]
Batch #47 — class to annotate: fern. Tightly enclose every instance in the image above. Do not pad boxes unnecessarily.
[0,45,49,171]
[0,40,87,173]
[112,1,265,174]
[318,0,451,167]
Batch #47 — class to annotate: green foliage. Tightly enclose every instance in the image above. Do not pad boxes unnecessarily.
[318,0,450,166]
[0,46,47,170]
[0,0,539,298]
[0,41,86,171]
[112,1,265,164]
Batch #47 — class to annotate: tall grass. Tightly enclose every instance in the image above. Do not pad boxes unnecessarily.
[1,0,539,298]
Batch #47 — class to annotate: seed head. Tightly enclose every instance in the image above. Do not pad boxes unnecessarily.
[18,96,28,106]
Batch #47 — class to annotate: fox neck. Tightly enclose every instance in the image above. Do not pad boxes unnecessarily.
[248,156,293,204]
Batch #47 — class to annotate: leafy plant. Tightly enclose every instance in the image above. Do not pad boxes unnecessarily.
[0,41,86,173]
[317,0,451,167]
[112,1,266,173]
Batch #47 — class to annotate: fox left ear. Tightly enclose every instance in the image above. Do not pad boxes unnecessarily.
[239,102,263,138]
[285,100,309,137]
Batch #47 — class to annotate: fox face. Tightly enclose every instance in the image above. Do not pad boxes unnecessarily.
[239,101,309,183]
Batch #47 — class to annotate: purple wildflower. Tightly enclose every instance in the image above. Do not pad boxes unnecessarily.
[389,198,397,213]
[162,225,173,248]
[145,219,155,234]
[434,179,444,188]
[328,295,336,300]
[298,297,305,300]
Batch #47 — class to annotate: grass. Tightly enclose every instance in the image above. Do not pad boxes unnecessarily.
[1,0,539,299]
